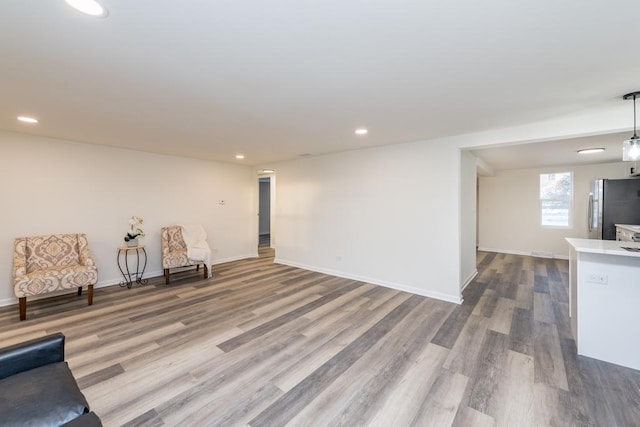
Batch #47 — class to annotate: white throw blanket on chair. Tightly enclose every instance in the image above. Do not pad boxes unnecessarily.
[178,224,212,278]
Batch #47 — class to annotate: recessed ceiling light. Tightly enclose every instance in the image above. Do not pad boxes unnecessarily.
[65,0,108,17]
[577,148,605,154]
[262,169,275,173]
[355,128,368,135]
[17,116,38,124]
[235,154,245,159]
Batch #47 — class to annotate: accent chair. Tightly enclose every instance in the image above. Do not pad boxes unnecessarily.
[161,225,209,284]
[13,233,98,321]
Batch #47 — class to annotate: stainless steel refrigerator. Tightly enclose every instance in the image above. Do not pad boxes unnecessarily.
[588,178,640,240]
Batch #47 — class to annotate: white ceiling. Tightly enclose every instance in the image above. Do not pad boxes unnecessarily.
[470,131,630,172]
[1,1,639,166]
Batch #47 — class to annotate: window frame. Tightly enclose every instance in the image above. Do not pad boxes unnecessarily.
[539,171,573,229]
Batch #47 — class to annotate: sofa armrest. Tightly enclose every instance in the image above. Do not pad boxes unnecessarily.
[161,228,170,256]
[0,332,65,380]
[62,411,103,426]
[161,227,172,268]
[13,237,27,279]
[77,234,96,267]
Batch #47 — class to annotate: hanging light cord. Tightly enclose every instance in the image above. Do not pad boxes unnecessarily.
[634,94,638,139]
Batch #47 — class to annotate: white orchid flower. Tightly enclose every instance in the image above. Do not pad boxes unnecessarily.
[125,215,145,241]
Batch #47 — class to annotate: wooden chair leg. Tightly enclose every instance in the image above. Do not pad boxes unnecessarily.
[19,297,26,321]
[88,285,94,306]
[164,268,170,285]
[196,264,200,272]
[203,264,208,280]
[77,287,82,296]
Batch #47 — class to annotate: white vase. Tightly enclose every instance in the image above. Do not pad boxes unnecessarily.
[126,239,138,247]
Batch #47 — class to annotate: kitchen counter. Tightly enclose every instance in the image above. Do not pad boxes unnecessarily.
[615,223,640,233]
[614,224,640,242]
[565,237,640,257]
[566,237,640,370]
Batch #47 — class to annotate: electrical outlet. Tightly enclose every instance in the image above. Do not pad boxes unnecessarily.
[219,200,225,206]
[586,273,607,285]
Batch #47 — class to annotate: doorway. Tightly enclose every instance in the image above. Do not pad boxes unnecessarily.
[258,177,271,247]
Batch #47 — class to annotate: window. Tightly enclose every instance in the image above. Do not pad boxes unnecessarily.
[540,172,572,227]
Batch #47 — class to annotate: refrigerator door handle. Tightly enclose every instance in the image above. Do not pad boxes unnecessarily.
[588,193,594,232]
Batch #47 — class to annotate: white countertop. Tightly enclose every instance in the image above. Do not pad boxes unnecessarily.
[566,238,640,258]
[615,224,640,233]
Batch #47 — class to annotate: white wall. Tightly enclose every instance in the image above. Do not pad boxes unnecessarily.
[459,150,477,288]
[478,161,629,258]
[272,139,463,304]
[256,101,634,306]
[0,130,257,306]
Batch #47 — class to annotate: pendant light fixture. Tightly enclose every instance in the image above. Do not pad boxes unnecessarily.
[65,0,108,17]
[622,91,640,161]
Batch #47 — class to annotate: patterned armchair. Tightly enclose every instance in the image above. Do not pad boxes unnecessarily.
[13,234,98,321]
[161,226,209,284]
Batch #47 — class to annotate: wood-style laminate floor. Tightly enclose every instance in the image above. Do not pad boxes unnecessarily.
[1,248,639,426]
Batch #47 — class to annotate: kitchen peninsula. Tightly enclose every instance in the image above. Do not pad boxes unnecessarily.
[566,238,640,370]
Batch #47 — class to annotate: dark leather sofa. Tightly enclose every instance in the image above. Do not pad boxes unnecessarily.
[0,332,102,426]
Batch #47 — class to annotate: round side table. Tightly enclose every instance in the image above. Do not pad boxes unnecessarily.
[117,245,148,288]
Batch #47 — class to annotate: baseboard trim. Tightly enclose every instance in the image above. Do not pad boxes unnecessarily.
[477,247,569,261]
[461,269,478,292]
[0,297,16,307]
[274,258,463,305]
